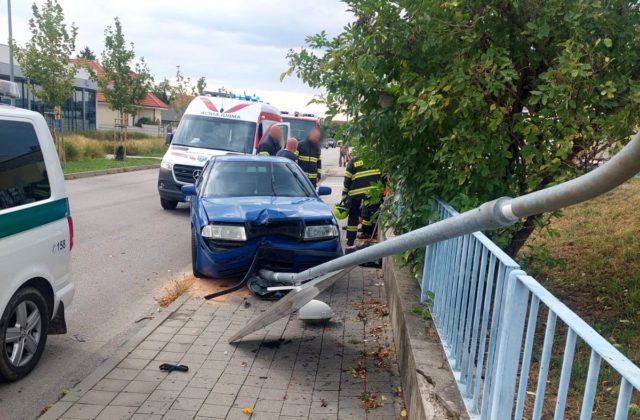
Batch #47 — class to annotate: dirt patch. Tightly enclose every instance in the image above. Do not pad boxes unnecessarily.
[188,277,253,302]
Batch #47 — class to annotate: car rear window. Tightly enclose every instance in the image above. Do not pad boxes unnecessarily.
[0,120,51,210]
[204,161,315,198]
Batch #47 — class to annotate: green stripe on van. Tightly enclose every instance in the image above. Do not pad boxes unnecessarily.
[0,198,69,239]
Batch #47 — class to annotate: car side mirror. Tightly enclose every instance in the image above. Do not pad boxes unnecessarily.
[317,186,332,196]
[181,184,196,196]
[165,133,173,146]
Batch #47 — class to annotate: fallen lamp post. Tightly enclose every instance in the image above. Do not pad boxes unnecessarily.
[230,131,640,342]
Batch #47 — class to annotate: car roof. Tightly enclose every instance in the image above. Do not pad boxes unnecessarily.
[213,155,291,163]
[0,104,41,118]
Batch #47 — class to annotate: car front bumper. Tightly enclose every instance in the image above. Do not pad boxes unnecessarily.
[157,167,186,202]
[195,236,342,278]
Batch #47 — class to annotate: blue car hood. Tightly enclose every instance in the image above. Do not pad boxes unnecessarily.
[201,196,334,224]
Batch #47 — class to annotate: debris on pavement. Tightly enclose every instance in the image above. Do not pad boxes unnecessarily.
[158,363,189,373]
[134,315,153,323]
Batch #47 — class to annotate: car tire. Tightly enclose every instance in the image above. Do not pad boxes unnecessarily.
[160,198,178,210]
[191,228,206,278]
[0,287,49,382]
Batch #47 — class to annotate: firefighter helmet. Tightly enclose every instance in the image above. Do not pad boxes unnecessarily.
[333,203,349,220]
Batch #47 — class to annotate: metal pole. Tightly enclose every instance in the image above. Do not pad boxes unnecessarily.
[7,0,15,106]
[259,131,640,285]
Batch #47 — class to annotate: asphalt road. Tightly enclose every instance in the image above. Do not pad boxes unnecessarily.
[0,169,192,420]
[0,146,344,419]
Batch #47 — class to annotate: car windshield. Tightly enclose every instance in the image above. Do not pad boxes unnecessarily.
[203,161,315,198]
[284,118,317,140]
[172,115,255,154]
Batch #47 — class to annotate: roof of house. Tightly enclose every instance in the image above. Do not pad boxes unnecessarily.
[71,58,168,110]
[96,91,168,110]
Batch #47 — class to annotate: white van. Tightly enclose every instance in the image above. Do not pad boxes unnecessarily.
[0,81,75,381]
[157,95,288,209]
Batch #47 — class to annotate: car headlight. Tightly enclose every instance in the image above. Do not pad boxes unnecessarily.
[202,224,247,241]
[304,224,339,240]
[160,160,173,170]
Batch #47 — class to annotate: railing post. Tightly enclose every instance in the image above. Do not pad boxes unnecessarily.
[488,270,528,419]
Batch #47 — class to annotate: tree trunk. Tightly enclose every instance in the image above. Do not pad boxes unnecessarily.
[505,215,539,258]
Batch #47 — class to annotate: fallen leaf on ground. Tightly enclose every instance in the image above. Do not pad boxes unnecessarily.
[400,408,408,417]
[241,407,254,414]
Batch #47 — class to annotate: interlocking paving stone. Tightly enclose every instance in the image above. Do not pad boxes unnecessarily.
[95,405,136,419]
[47,267,406,419]
[111,391,150,407]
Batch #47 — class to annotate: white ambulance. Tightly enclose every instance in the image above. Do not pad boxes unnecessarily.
[0,81,75,381]
[158,95,288,209]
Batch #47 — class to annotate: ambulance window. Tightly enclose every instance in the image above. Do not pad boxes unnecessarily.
[0,120,51,210]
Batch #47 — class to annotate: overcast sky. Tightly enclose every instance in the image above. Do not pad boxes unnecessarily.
[0,0,352,116]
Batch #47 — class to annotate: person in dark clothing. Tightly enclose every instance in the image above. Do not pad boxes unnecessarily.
[297,127,323,186]
[342,156,382,248]
[257,125,282,156]
[276,138,299,162]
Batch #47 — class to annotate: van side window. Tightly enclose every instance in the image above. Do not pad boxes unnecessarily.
[0,120,51,210]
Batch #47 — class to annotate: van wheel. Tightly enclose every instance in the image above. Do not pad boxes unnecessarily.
[160,198,178,210]
[191,228,206,278]
[0,288,49,381]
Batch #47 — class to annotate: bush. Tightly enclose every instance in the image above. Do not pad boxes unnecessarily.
[287,0,640,261]
[64,134,165,159]
[135,117,158,127]
[73,130,153,140]
[64,141,82,161]
[64,135,106,161]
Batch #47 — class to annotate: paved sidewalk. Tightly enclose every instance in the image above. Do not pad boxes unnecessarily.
[43,266,405,420]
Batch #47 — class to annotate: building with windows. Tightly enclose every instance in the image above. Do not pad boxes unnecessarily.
[0,44,167,133]
[69,58,168,131]
[0,44,98,131]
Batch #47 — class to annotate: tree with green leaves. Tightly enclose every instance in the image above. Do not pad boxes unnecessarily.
[77,46,96,60]
[12,0,78,160]
[194,77,207,96]
[152,78,172,104]
[168,66,192,121]
[286,0,640,263]
[167,67,206,119]
[92,17,152,127]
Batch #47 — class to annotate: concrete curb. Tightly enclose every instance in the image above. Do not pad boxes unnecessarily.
[64,164,160,180]
[40,292,190,420]
[382,231,468,420]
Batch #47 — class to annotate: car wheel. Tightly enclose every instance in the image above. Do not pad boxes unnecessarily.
[0,287,49,381]
[191,228,206,278]
[160,198,178,210]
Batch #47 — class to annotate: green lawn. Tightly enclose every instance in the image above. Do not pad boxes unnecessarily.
[63,157,160,174]
[520,179,640,418]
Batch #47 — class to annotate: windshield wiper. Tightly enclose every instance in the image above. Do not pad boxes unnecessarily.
[287,166,312,197]
[270,163,278,197]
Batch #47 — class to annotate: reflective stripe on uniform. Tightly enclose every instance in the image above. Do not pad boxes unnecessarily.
[352,169,381,180]
[361,219,374,226]
[305,172,318,179]
[258,151,270,156]
[299,155,319,162]
[348,186,373,196]
[346,226,358,231]
[344,171,352,178]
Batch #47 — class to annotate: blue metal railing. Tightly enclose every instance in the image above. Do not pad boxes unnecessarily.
[421,199,640,420]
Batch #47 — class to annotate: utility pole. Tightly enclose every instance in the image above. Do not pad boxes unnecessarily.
[7,0,15,106]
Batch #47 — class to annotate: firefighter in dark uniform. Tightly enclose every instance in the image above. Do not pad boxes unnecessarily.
[342,157,382,248]
[297,127,323,186]
[257,125,282,156]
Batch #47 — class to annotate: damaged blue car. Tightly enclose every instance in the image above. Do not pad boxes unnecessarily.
[181,155,342,279]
